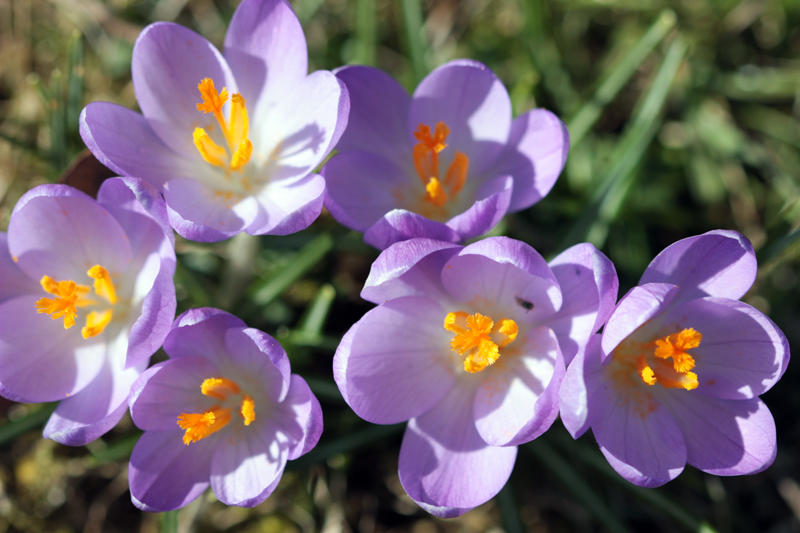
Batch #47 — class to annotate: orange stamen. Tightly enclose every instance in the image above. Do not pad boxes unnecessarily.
[637,328,702,390]
[412,122,470,210]
[444,311,518,373]
[177,407,232,445]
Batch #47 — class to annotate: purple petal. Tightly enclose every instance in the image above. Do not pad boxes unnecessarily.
[80,103,199,189]
[441,237,562,324]
[364,209,461,251]
[0,232,38,304]
[339,297,456,424]
[409,60,511,176]
[639,230,757,303]
[559,334,602,439]
[9,187,133,283]
[97,177,174,249]
[132,22,237,158]
[600,283,679,361]
[129,356,220,431]
[488,109,568,212]
[474,326,564,446]
[333,317,362,407]
[661,297,789,399]
[334,66,412,166]
[399,383,517,515]
[164,178,259,242]
[660,394,776,476]
[129,429,216,512]
[246,173,325,236]
[281,375,323,460]
[223,327,290,403]
[0,295,105,401]
[224,0,308,116]
[44,352,147,445]
[360,238,461,305]
[445,175,513,241]
[547,243,618,365]
[322,151,409,232]
[164,308,245,361]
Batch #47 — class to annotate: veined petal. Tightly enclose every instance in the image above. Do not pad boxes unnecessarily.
[444,175,513,242]
[364,209,461,251]
[0,232,39,304]
[245,173,325,237]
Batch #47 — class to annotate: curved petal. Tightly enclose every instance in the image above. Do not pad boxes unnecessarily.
[364,209,461,251]
[474,326,564,446]
[0,295,105,402]
[164,308,246,360]
[282,375,323,460]
[253,71,348,182]
[333,317,362,407]
[399,383,517,515]
[442,237,562,324]
[129,429,216,512]
[322,151,409,232]
[9,189,133,283]
[132,22,238,158]
[409,60,511,176]
[341,297,456,424]
[639,230,757,303]
[44,343,147,445]
[245,173,325,236]
[601,283,679,361]
[334,65,412,166]
[164,178,260,242]
[547,243,618,365]
[659,394,776,476]
[662,297,789,399]
[445,175,512,241]
[559,334,602,439]
[223,327,290,403]
[361,238,461,305]
[80,103,199,189]
[210,423,287,507]
[488,109,568,212]
[0,232,38,304]
[224,0,307,115]
[97,177,174,249]
[129,356,221,431]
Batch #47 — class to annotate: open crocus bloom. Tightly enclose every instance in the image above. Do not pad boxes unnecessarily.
[560,230,790,487]
[80,0,349,242]
[0,178,176,445]
[322,60,568,250]
[334,237,617,516]
[128,308,322,511]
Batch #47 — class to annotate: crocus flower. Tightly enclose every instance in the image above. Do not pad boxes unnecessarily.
[80,0,349,242]
[333,237,617,516]
[322,61,568,250]
[559,230,790,487]
[0,178,176,445]
[128,308,322,511]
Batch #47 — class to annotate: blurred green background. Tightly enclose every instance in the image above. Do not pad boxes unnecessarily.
[2,0,800,531]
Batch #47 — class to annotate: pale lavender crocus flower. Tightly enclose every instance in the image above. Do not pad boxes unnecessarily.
[322,61,568,250]
[0,178,176,445]
[128,308,322,511]
[334,237,617,516]
[560,230,790,487]
[80,0,349,242]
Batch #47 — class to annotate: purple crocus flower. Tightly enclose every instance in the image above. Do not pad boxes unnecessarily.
[334,237,617,516]
[128,308,322,511]
[80,0,349,242]
[560,230,790,487]
[322,61,568,250]
[0,178,176,445]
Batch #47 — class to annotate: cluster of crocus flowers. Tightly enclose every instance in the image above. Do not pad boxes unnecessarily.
[559,231,790,487]
[80,0,349,242]
[322,60,569,250]
[334,237,618,516]
[0,178,176,445]
[128,308,322,510]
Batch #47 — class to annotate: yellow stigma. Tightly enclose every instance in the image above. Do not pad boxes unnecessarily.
[637,328,702,390]
[241,395,255,426]
[177,407,232,445]
[413,122,469,211]
[194,78,252,173]
[34,265,118,337]
[178,377,256,444]
[444,311,518,373]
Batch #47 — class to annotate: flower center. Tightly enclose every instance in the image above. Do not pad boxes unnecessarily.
[177,376,256,445]
[635,328,702,390]
[193,78,254,182]
[34,265,117,339]
[412,122,469,210]
[444,311,518,373]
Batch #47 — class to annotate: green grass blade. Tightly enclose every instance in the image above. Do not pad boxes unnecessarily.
[356,0,377,66]
[298,284,336,336]
[287,423,404,470]
[159,510,179,533]
[303,376,345,404]
[251,233,334,306]
[496,484,524,533]
[400,0,427,83]
[85,431,142,467]
[66,30,84,135]
[0,403,57,446]
[568,9,677,147]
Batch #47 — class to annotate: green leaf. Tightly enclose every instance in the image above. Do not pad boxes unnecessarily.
[0,403,57,446]
[400,0,428,84]
[159,510,179,533]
